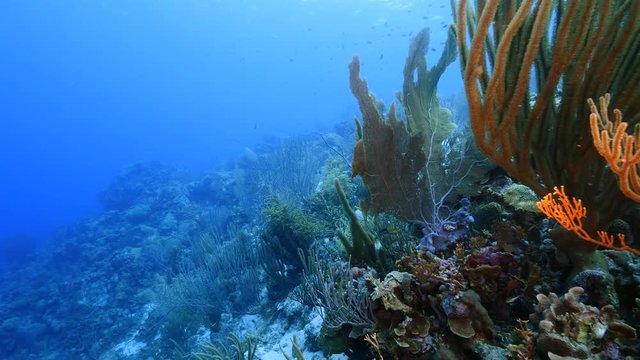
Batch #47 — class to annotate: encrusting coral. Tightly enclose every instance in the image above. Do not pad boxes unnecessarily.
[532,287,637,359]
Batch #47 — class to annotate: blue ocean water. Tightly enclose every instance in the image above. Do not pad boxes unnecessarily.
[0,0,458,245]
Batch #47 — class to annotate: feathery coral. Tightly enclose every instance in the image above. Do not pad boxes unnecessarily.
[536,186,639,255]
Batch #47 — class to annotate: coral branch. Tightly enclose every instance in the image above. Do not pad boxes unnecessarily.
[589,94,640,202]
[454,0,640,230]
[536,186,639,255]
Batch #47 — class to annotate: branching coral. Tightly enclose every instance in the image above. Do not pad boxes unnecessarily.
[589,93,640,203]
[334,179,386,271]
[454,0,640,230]
[537,186,639,255]
[293,250,375,338]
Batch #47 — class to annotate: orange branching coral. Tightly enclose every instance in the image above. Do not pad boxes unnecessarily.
[537,186,639,256]
[589,94,640,202]
[454,0,640,231]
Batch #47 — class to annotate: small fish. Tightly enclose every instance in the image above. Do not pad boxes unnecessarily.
[506,295,522,304]
[430,47,436,52]
[379,53,384,60]
[442,24,448,29]
[374,239,383,251]
[379,227,399,236]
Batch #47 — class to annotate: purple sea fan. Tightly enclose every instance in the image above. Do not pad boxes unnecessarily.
[418,198,474,253]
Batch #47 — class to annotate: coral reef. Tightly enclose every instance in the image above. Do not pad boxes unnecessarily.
[3,3,640,360]
[532,287,637,359]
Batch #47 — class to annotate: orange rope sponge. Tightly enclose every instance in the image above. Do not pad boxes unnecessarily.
[537,186,639,255]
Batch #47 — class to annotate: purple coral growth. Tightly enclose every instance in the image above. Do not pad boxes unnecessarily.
[418,198,474,253]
